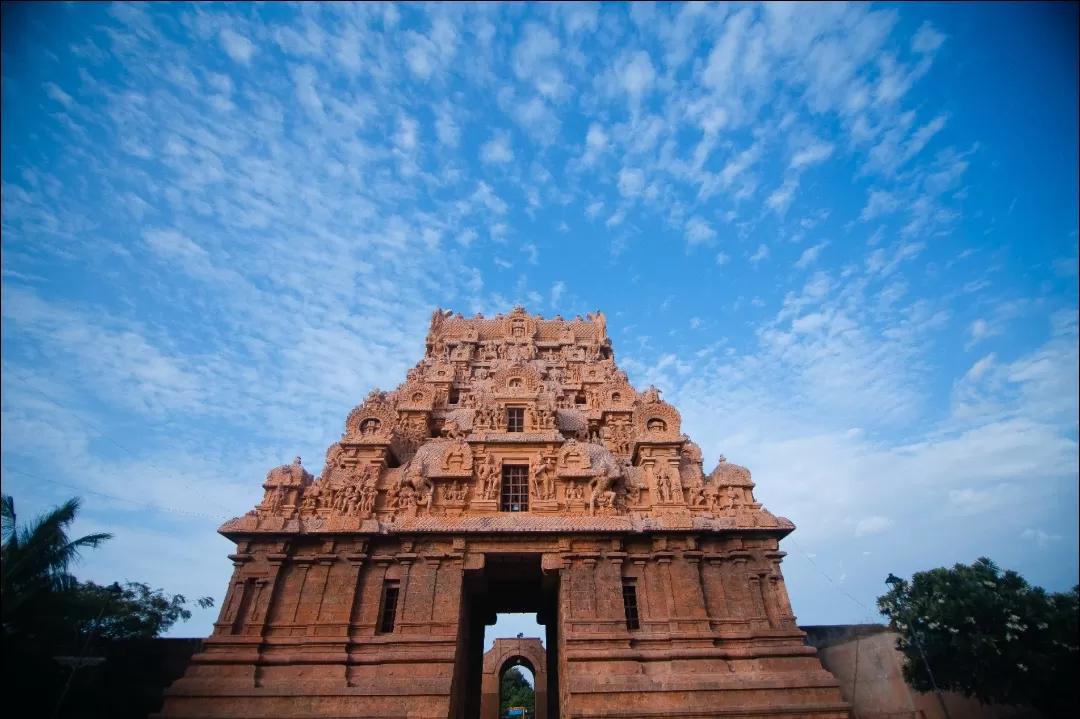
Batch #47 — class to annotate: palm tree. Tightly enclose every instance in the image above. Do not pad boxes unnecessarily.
[1,494,113,638]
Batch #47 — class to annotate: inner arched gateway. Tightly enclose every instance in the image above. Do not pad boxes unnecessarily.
[481,639,546,719]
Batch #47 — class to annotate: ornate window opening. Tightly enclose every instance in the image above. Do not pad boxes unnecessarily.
[647,418,667,433]
[360,418,381,435]
[574,393,586,405]
[378,581,400,634]
[506,407,525,433]
[622,579,641,631]
[508,378,523,389]
[611,392,622,402]
[448,387,460,404]
[500,465,529,512]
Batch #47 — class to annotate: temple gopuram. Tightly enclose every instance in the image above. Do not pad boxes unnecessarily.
[159,307,848,719]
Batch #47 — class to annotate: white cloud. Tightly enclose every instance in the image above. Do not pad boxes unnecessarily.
[790,141,835,170]
[766,177,799,216]
[716,252,730,266]
[616,50,655,112]
[219,28,255,64]
[480,132,515,164]
[684,216,716,245]
[749,244,770,265]
[618,167,646,198]
[854,516,892,536]
[912,22,946,55]
[860,190,900,220]
[1021,528,1063,548]
[434,104,461,147]
[45,82,74,108]
[293,65,324,121]
[580,123,609,167]
[967,318,999,348]
[551,281,565,307]
[794,242,829,269]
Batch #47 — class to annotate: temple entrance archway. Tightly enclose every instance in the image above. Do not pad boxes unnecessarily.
[480,638,547,719]
[453,554,559,719]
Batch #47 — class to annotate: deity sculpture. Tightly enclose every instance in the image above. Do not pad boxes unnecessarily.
[588,465,620,516]
[532,457,556,501]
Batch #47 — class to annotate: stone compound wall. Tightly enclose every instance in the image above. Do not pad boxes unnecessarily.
[803,625,1041,719]
[157,308,849,719]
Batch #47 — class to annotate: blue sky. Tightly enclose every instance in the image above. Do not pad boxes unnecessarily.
[2,2,1077,645]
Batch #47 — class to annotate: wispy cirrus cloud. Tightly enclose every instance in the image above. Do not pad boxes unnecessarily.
[2,2,1076,638]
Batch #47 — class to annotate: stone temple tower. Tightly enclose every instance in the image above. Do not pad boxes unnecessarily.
[158,307,848,718]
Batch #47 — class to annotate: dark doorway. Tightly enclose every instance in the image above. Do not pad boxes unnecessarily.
[451,554,560,719]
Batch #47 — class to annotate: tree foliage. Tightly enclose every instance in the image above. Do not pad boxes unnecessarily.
[500,666,535,714]
[73,581,215,641]
[1,494,112,642]
[877,557,1079,716]
[1,493,213,647]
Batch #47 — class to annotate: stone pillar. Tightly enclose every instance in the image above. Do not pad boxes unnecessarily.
[250,546,289,634]
[290,559,314,624]
[569,557,597,621]
[337,548,367,628]
[767,551,797,626]
[654,552,678,631]
[355,558,391,633]
[630,559,652,622]
[596,552,625,623]
[674,547,709,622]
[701,557,729,621]
[401,555,440,634]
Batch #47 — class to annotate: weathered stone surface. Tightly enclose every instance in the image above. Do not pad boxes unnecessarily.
[157,307,848,719]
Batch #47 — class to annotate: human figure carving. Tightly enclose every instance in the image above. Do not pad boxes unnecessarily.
[385,484,400,510]
[299,489,317,517]
[532,457,556,500]
[265,485,285,514]
[399,483,416,509]
[654,465,674,503]
[477,455,499,500]
[401,460,434,510]
[360,484,377,515]
[721,485,744,510]
[588,465,619,516]
[665,464,682,502]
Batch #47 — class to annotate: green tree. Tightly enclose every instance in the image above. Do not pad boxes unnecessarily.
[2,494,213,645]
[2,493,217,718]
[1,494,112,641]
[73,581,215,641]
[500,666,535,715]
[878,557,1079,716]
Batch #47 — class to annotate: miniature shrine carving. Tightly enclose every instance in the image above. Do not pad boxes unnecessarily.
[160,306,849,719]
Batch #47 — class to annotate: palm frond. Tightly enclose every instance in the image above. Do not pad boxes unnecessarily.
[1,494,15,546]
